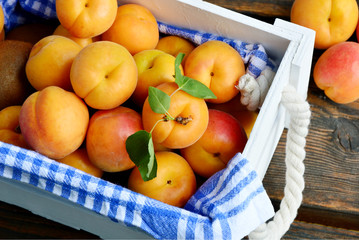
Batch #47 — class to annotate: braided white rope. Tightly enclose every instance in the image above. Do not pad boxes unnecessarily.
[236,67,275,111]
[249,84,311,240]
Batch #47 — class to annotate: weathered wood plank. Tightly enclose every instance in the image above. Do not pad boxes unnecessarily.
[284,220,359,239]
[204,0,294,18]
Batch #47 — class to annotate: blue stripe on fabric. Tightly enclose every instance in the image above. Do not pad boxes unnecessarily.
[185,215,198,239]
[204,220,214,240]
[93,180,107,213]
[218,186,265,219]
[77,174,91,205]
[206,170,257,214]
[220,217,231,240]
[197,158,249,211]
[29,157,42,186]
[248,64,263,78]
[108,188,121,222]
[12,152,25,180]
[45,162,58,192]
[124,198,136,227]
[61,168,76,199]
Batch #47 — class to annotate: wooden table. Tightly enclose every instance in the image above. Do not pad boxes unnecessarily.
[1,0,359,239]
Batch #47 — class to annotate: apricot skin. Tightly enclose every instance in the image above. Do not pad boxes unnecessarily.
[142,82,209,149]
[19,86,89,159]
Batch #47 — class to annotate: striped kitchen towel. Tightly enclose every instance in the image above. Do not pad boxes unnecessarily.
[0,141,274,239]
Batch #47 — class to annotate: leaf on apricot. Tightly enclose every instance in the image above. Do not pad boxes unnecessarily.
[174,53,216,100]
[148,86,170,114]
[126,130,157,181]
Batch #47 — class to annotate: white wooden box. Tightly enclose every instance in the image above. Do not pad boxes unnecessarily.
[0,0,315,238]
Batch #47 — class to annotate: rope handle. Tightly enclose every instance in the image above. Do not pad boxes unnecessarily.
[248,84,311,239]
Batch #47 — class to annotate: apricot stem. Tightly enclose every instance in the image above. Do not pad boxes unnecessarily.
[169,87,181,97]
[175,115,192,125]
[150,119,164,134]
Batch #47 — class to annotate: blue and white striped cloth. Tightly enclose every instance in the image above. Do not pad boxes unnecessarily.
[0,142,274,239]
[0,1,275,239]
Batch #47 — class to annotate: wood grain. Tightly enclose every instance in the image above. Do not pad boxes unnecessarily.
[204,0,293,18]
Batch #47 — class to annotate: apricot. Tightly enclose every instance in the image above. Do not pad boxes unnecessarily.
[70,41,138,110]
[132,49,182,106]
[86,106,142,172]
[19,86,89,159]
[53,24,93,48]
[0,106,29,149]
[56,0,117,38]
[25,35,81,91]
[102,4,159,55]
[181,109,247,178]
[0,6,4,34]
[57,148,103,178]
[314,41,359,104]
[142,82,209,149]
[128,151,197,207]
[184,40,245,104]
[155,35,196,65]
[291,0,359,49]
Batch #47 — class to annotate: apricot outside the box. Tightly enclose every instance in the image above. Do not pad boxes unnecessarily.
[56,0,117,38]
[70,41,138,110]
[184,40,245,104]
[19,86,89,160]
[25,35,82,91]
[313,41,359,104]
[290,0,359,49]
[128,151,197,208]
[142,82,209,149]
[86,106,143,172]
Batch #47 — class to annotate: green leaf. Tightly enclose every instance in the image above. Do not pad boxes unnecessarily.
[148,86,171,114]
[174,53,216,99]
[175,53,185,84]
[177,76,217,99]
[126,130,157,181]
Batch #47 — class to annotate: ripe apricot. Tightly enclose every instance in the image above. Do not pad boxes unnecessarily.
[132,49,182,106]
[0,106,29,149]
[19,86,89,159]
[53,24,93,48]
[57,148,103,178]
[86,106,142,172]
[0,6,4,34]
[184,40,245,104]
[70,41,138,110]
[25,35,82,91]
[128,151,197,207]
[56,0,117,38]
[102,4,159,55]
[155,35,195,65]
[142,82,209,149]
